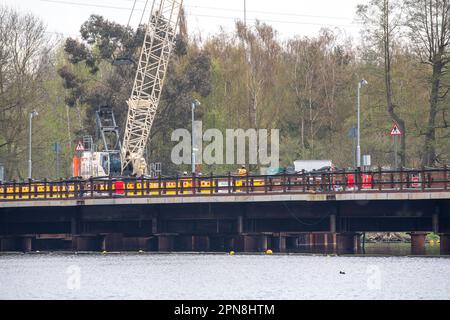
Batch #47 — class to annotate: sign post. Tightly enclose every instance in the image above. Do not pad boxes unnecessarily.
[348,127,357,168]
[390,123,403,169]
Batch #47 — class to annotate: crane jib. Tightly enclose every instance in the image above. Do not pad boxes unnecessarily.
[122,0,184,176]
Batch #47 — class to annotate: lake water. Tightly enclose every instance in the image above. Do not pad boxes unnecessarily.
[0,249,449,300]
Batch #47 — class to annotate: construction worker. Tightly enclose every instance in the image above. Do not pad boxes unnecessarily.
[238,165,248,176]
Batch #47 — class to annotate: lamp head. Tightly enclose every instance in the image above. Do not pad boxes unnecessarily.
[360,79,368,87]
[193,99,201,108]
[31,110,39,118]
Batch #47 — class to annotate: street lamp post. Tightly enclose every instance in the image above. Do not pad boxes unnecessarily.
[28,110,38,180]
[357,80,368,168]
[191,100,201,174]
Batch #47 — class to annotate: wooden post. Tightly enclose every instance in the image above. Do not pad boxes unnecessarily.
[210,173,214,195]
[264,175,268,194]
[158,174,162,196]
[43,179,47,200]
[302,170,306,193]
[443,165,448,191]
[421,166,426,191]
[192,173,197,195]
[399,167,404,191]
[12,180,16,200]
[90,177,94,198]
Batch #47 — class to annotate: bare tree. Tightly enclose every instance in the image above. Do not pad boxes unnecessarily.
[0,6,52,179]
[405,0,450,166]
[358,0,407,166]
[236,20,280,129]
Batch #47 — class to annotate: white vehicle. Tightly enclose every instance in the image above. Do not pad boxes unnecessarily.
[294,160,333,173]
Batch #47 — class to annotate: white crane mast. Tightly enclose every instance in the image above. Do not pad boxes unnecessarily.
[122,0,184,175]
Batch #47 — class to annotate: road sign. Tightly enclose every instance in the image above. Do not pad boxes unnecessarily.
[363,155,372,167]
[390,123,403,136]
[348,127,357,139]
[75,141,85,152]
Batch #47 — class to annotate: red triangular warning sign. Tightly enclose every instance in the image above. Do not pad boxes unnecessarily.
[75,141,85,152]
[390,123,403,136]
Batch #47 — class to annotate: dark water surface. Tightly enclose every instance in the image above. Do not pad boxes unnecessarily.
[0,246,449,300]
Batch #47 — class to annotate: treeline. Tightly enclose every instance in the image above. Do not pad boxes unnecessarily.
[0,0,449,180]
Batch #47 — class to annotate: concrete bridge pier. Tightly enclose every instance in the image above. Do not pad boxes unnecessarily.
[409,232,428,256]
[157,234,177,252]
[336,233,361,255]
[440,234,450,255]
[272,235,286,253]
[22,236,33,252]
[102,234,123,252]
[232,234,259,252]
[179,235,210,252]
[0,237,19,251]
[72,235,102,251]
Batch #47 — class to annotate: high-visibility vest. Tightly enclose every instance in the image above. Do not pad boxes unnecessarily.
[238,169,247,176]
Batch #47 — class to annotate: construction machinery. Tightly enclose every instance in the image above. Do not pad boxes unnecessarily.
[74,0,184,179]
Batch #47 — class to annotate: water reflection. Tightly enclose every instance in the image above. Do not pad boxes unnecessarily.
[293,243,442,256]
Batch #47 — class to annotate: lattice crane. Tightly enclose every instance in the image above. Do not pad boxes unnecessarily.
[122,0,184,176]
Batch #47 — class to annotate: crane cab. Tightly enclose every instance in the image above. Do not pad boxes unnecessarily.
[74,151,121,179]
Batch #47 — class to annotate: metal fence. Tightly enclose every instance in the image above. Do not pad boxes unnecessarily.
[0,167,449,202]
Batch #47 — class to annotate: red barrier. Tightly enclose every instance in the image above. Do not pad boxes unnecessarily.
[115,181,125,195]
[347,174,355,189]
[362,174,373,190]
[72,157,80,177]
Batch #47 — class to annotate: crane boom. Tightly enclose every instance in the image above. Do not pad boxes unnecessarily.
[122,0,184,175]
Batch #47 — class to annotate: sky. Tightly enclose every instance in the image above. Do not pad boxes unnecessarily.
[1,0,367,41]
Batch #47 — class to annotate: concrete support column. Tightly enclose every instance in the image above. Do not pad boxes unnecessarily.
[330,215,337,233]
[0,237,18,252]
[272,235,286,253]
[237,216,244,235]
[440,234,450,255]
[409,232,428,256]
[157,234,176,252]
[102,233,123,252]
[243,235,258,252]
[432,214,439,234]
[73,235,101,251]
[337,233,359,255]
[152,217,158,234]
[308,233,314,248]
[232,235,259,252]
[22,237,33,252]
[259,234,270,252]
[329,233,338,254]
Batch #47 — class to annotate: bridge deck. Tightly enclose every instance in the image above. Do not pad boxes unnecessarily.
[1,191,450,208]
[0,168,448,208]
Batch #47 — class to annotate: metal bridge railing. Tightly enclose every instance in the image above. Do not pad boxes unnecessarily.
[0,166,449,202]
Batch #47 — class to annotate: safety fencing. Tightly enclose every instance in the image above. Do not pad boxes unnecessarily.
[0,167,448,202]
